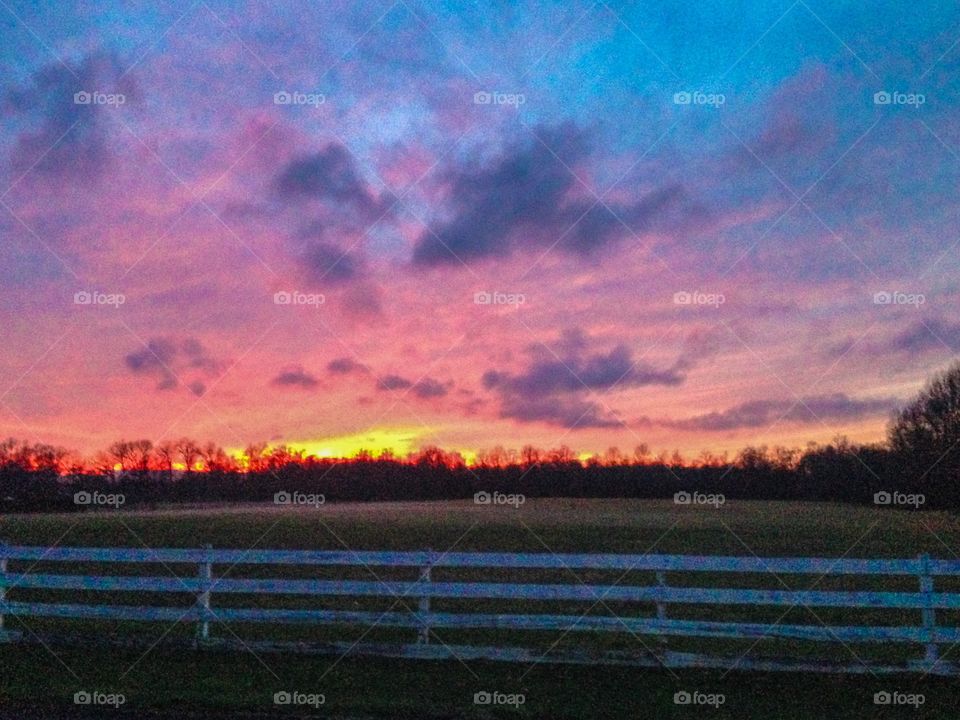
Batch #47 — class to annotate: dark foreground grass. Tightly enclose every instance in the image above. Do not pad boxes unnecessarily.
[1,643,959,719]
[4,498,959,556]
[1,499,959,718]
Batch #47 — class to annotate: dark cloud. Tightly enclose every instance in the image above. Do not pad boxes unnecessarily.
[494,394,624,429]
[272,364,319,389]
[327,357,368,374]
[377,374,413,391]
[299,241,359,284]
[274,144,386,218]
[181,337,222,372]
[375,374,451,398]
[5,52,138,181]
[648,393,895,432]
[891,317,960,354]
[411,377,451,399]
[124,338,178,390]
[483,330,686,428]
[274,145,390,287]
[483,344,683,397]
[123,337,221,394]
[411,124,687,266]
[331,358,449,397]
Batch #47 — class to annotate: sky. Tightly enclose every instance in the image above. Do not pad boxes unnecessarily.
[1,0,959,460]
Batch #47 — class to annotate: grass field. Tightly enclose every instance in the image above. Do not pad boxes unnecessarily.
[1,499,960,718]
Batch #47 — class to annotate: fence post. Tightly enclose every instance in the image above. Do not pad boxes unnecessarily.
[655,571,669,622]
[919,553,938,668]
[0,541,7,633]
[655,571,668,653]
[418,549,432,645]
[196,543,213,644]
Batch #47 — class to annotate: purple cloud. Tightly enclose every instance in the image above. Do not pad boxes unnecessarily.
[411,377,451,399]
[375,374,451,398]
[411,124,688,265]
[891,317,960,354]
[5,52,138,181]
[483,331,686,428]
[124,337,222,394]
[272,365,319,389]
[377,374,413,391]
[327,357,368,374]
[647,393,896,432]
[274,144,388,219]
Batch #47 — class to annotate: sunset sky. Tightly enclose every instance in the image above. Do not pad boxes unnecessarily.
[1,1,959,460]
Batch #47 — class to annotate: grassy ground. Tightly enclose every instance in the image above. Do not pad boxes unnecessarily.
[1,499,959,718]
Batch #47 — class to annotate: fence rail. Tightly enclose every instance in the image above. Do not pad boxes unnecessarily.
[0,544,957,675]
[5,545,960,574]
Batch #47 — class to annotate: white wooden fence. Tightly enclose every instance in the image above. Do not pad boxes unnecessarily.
[0,544,957,675]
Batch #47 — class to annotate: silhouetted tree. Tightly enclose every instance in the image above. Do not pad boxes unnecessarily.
[154,441,177,482]
[107,440,135,472]
[176,438,201,474]
[633,444,651,465]
[520,445,542,468]
[129,440,153,475]
[890,361,960,506]
[244,442,268,472]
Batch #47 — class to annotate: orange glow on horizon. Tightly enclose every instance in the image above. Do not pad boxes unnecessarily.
[230,427,429,462]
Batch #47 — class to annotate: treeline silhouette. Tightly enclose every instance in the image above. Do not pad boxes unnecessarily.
[2,361,958,512]
[0,437,945,512]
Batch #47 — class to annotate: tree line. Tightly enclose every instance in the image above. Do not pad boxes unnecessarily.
[2,362,958,512]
